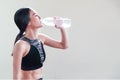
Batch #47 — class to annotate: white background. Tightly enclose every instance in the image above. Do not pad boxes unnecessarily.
[0,0,120,79]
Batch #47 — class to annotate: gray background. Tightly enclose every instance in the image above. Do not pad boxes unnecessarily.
[0,0,120,79]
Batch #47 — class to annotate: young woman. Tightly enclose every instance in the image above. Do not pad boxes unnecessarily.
[12,7,68,80]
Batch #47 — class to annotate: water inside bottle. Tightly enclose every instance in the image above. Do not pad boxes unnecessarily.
[41,17,55,26]
[41,17,71,28]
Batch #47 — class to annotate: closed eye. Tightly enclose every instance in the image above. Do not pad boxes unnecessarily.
[33,13,37,16]
[33,13,41,19]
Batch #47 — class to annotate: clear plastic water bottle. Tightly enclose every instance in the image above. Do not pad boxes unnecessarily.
[41,17,71,28]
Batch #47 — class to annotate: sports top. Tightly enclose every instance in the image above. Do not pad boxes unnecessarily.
[20,36,46,70]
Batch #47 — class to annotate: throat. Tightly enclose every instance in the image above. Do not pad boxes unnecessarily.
[24,34,39,40]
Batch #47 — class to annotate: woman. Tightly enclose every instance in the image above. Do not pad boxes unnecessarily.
[12,7,68,80]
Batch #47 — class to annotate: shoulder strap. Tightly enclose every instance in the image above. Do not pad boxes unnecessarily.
[20,37,32,45]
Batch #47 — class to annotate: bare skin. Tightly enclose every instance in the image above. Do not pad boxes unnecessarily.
[13,9,68,80]
[21,68,42,79]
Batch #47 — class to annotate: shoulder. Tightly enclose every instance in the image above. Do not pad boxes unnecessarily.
[14,40,28,48]
[38,33,50,44]
[13,40,28,56]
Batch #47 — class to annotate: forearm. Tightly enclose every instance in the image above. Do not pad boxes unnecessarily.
[60,27,68,49]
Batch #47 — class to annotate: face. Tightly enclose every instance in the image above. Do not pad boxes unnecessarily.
[28,9,42,28]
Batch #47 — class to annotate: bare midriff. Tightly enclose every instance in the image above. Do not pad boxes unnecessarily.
[21,68,42,80]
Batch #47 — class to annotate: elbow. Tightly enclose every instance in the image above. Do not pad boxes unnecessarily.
[60,42,68,49]
[62,45,68,49]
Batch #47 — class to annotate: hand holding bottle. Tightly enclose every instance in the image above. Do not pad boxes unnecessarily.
[54,16,64,29]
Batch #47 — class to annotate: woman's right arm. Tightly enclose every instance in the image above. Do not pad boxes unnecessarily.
[12,41,26,80]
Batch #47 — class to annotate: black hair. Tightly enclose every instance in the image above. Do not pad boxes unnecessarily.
[14,8,30,44]
[11,8,30,56]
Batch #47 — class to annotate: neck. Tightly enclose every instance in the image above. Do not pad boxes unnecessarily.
[25,28,39,40]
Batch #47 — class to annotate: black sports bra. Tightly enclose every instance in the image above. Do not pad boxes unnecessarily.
[20,37,46,71]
